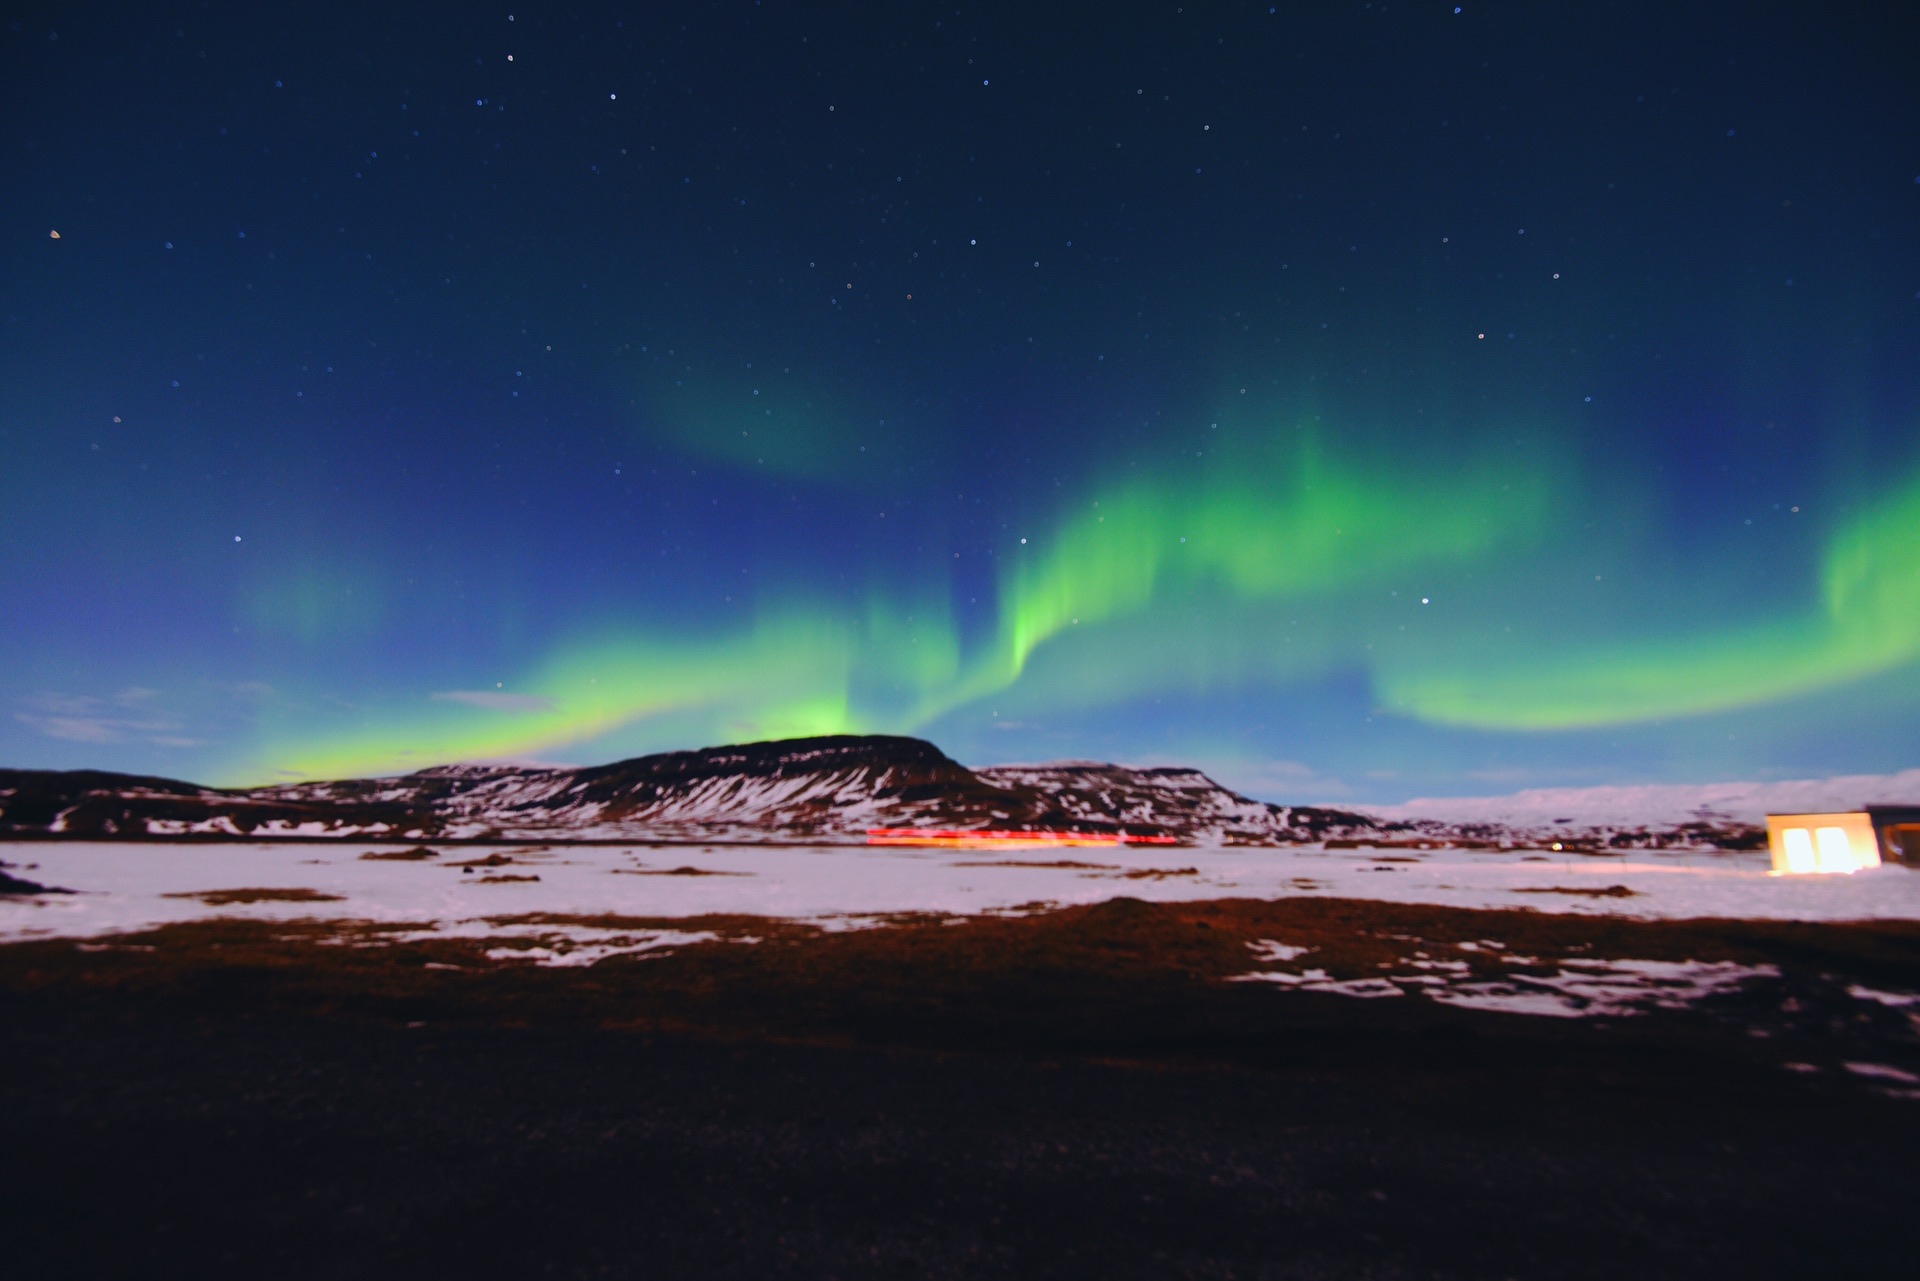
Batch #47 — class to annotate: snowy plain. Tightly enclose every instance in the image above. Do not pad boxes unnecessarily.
[9,838,1920,1023]
[6,837,1919,946]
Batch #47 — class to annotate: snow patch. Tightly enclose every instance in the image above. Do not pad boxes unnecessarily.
[368,920,726,967]
[1233,955,1780,1018]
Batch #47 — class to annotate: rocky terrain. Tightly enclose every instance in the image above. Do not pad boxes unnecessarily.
[0,736,1383,845]
[0,733,1820,849]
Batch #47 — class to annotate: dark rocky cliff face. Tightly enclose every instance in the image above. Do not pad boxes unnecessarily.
[0,735,1341,843]
[558,735,995,823]
[0,769,228,837]
[2,735,1756,848]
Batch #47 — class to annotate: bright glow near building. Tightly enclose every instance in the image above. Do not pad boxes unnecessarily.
[1767,812,1881,875]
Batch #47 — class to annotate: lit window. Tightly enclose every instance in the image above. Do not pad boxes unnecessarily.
[1783,827,1815,874]
[1815,826,1854,873]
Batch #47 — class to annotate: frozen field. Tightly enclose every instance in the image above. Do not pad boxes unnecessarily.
[9,839,1920,1029]
[6,838,1918,947]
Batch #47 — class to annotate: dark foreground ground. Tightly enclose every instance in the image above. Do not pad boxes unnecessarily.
[4,896,1920,1279]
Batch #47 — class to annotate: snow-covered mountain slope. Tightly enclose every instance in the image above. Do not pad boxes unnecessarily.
[0,738,982,841]
[976,762,1379,844]
[4,738,1911,849]
[2,737,1300,843]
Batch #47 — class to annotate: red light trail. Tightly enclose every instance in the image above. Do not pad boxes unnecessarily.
[866,828,1182,848]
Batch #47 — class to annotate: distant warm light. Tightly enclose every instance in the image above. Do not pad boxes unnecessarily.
[1782,827,1816,874]
[867,828,1180,849]
[1769,813,1881,875]
[1815,826,1854,872]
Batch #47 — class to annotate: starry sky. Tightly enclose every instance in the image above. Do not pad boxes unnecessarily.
[4,1,1917,801]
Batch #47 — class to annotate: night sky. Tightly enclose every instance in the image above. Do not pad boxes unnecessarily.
[4,2,1917,800]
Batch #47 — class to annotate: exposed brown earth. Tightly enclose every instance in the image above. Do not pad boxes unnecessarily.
[449,852,518,868]
[358,846,441,861]
[1513,884,1642,898]
[3,896,1918,1278]
[160,887,346,905]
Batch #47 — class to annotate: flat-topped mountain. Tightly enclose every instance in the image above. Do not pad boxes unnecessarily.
[0,734,1825,849]
[0,735,1378,845]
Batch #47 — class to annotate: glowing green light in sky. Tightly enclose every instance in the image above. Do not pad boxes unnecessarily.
[234,422,1920,786]
[257,612,861,783]
[237,432,1550,781]
[997,439,1546,679]
[1377,468,1920,728]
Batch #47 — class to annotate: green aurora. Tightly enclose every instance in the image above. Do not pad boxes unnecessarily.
[1378,464,1920,730]
[9,1,1918,797]
[237,436,1920,785]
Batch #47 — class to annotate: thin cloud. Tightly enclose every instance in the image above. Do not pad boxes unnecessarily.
[431,690,556,713]
[16,690,201,748]
[20,692,105,716]
[17,712,127,743]
[216,680,279,702]
[15,711,185,744]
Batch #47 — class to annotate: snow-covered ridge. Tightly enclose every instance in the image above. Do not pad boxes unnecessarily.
[975,761,1365,844]
[3,737,1909,849]
[0,737,1360,845]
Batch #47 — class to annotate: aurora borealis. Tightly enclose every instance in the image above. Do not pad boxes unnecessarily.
[3,2,1916,799]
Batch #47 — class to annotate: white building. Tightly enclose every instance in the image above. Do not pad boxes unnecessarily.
[1767,806,1920,874]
